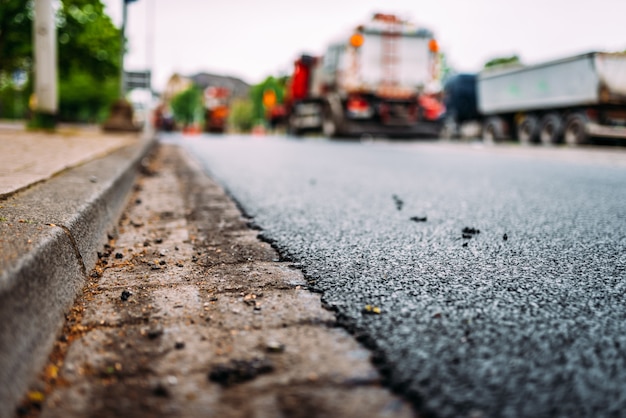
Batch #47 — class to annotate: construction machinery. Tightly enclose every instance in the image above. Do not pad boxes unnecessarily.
[285,13,444,138]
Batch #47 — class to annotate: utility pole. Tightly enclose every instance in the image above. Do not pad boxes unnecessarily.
[33,0,57,128]
[103,0,140,132]
[120,0,139,97]
[120,0,128,98]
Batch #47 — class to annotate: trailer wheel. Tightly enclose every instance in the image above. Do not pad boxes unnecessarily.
[517,115,539,145]
[483,117,505,144]
[539,114,563,145]
[564,113,588,146]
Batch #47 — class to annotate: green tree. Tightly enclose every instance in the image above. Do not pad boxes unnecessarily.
[250,76,287,125]
[484,55,522,69]
[0,0,34,119]
[0,0,34,75]
[57,0,121,80]
[56,0,121,122]
[170,87,203,128]
[0,0,121,121]
[59,69,118,122]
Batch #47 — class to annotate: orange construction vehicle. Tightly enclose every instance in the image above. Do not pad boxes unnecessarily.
[204,86,230,133]
[285,13,444,138]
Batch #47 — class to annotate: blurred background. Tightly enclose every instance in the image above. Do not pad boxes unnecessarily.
[2,0,625,135]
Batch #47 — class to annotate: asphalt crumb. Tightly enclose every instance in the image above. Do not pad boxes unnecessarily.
[392,195,404,211]
[208,358,274,387]
[462,227,480,239]
[120,290,132,301]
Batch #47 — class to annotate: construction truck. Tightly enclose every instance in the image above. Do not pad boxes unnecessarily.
[442,52,626,145]
[204,86,230,133]
[285,13,445,138]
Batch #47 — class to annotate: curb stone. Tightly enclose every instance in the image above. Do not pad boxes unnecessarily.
[0,134,156,418]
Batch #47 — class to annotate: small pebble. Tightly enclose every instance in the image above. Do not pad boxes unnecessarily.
[147,325,164,339]
[265,341,285,353]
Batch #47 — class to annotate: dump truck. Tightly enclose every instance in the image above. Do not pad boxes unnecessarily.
[443,52,626,144]
[285,13,444,138]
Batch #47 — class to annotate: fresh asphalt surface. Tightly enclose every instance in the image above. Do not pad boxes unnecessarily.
[164,133,626,418]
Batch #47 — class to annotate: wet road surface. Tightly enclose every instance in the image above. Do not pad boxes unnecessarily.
[165,133,626,418]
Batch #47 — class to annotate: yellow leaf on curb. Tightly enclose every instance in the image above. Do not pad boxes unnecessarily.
[27,391,45,403]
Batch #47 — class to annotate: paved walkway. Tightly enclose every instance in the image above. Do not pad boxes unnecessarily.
[0,123,136,198]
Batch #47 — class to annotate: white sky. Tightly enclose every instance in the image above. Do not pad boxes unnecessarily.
[102,0,626,92]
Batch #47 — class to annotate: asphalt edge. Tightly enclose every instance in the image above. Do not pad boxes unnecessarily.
[0,133,157,418]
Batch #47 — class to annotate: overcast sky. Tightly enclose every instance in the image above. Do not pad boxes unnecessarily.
[102,0,626,92]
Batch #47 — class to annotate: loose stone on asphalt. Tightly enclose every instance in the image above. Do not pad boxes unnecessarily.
[25,145,413,418]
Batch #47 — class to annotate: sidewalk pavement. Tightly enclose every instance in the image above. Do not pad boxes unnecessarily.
[0,123,156,418]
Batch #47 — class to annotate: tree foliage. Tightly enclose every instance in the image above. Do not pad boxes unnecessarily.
[57,0,121,80]
[484,55,522,69]
[249,76,287,124]
[170,87,203,128]
[0,0,34,75]
[59,69,118,122]
[228,98,254,132]
[0,0,121,121]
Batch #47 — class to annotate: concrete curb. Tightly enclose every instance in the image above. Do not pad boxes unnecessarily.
[0,133,157,418]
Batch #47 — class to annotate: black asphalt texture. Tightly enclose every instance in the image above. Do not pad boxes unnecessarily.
[169,134,626,418]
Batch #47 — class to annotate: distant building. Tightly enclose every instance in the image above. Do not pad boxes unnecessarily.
[189,73,250,99]
[162,72,250,105]
[162,73,193,104]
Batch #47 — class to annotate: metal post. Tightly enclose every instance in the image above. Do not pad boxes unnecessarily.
[33,0,57,116]
[120,0,128,98]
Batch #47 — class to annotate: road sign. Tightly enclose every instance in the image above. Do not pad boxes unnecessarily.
[124,70,151,91]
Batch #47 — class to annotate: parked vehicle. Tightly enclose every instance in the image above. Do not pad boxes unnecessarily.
[441,73,480,139]
[204,86,230,133]
[443,52,626,144]
[153,103,176,132]
[285,13,444,138]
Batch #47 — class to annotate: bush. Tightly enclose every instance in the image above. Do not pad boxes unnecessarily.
[228,98,254,132]
[58,70,118,123]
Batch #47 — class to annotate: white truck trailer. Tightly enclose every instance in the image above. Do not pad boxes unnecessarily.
[477,52,626,145]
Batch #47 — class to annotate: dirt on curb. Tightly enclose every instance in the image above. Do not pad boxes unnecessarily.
[16,144,415,418]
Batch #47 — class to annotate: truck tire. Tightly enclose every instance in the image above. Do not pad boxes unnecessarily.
[539,113,563,145]
[322,105,344,138]
[287,115,302,137]
[440,114,459,140]
[516,115,539,145]
[564,113,589,146]
[482,117,505,144]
